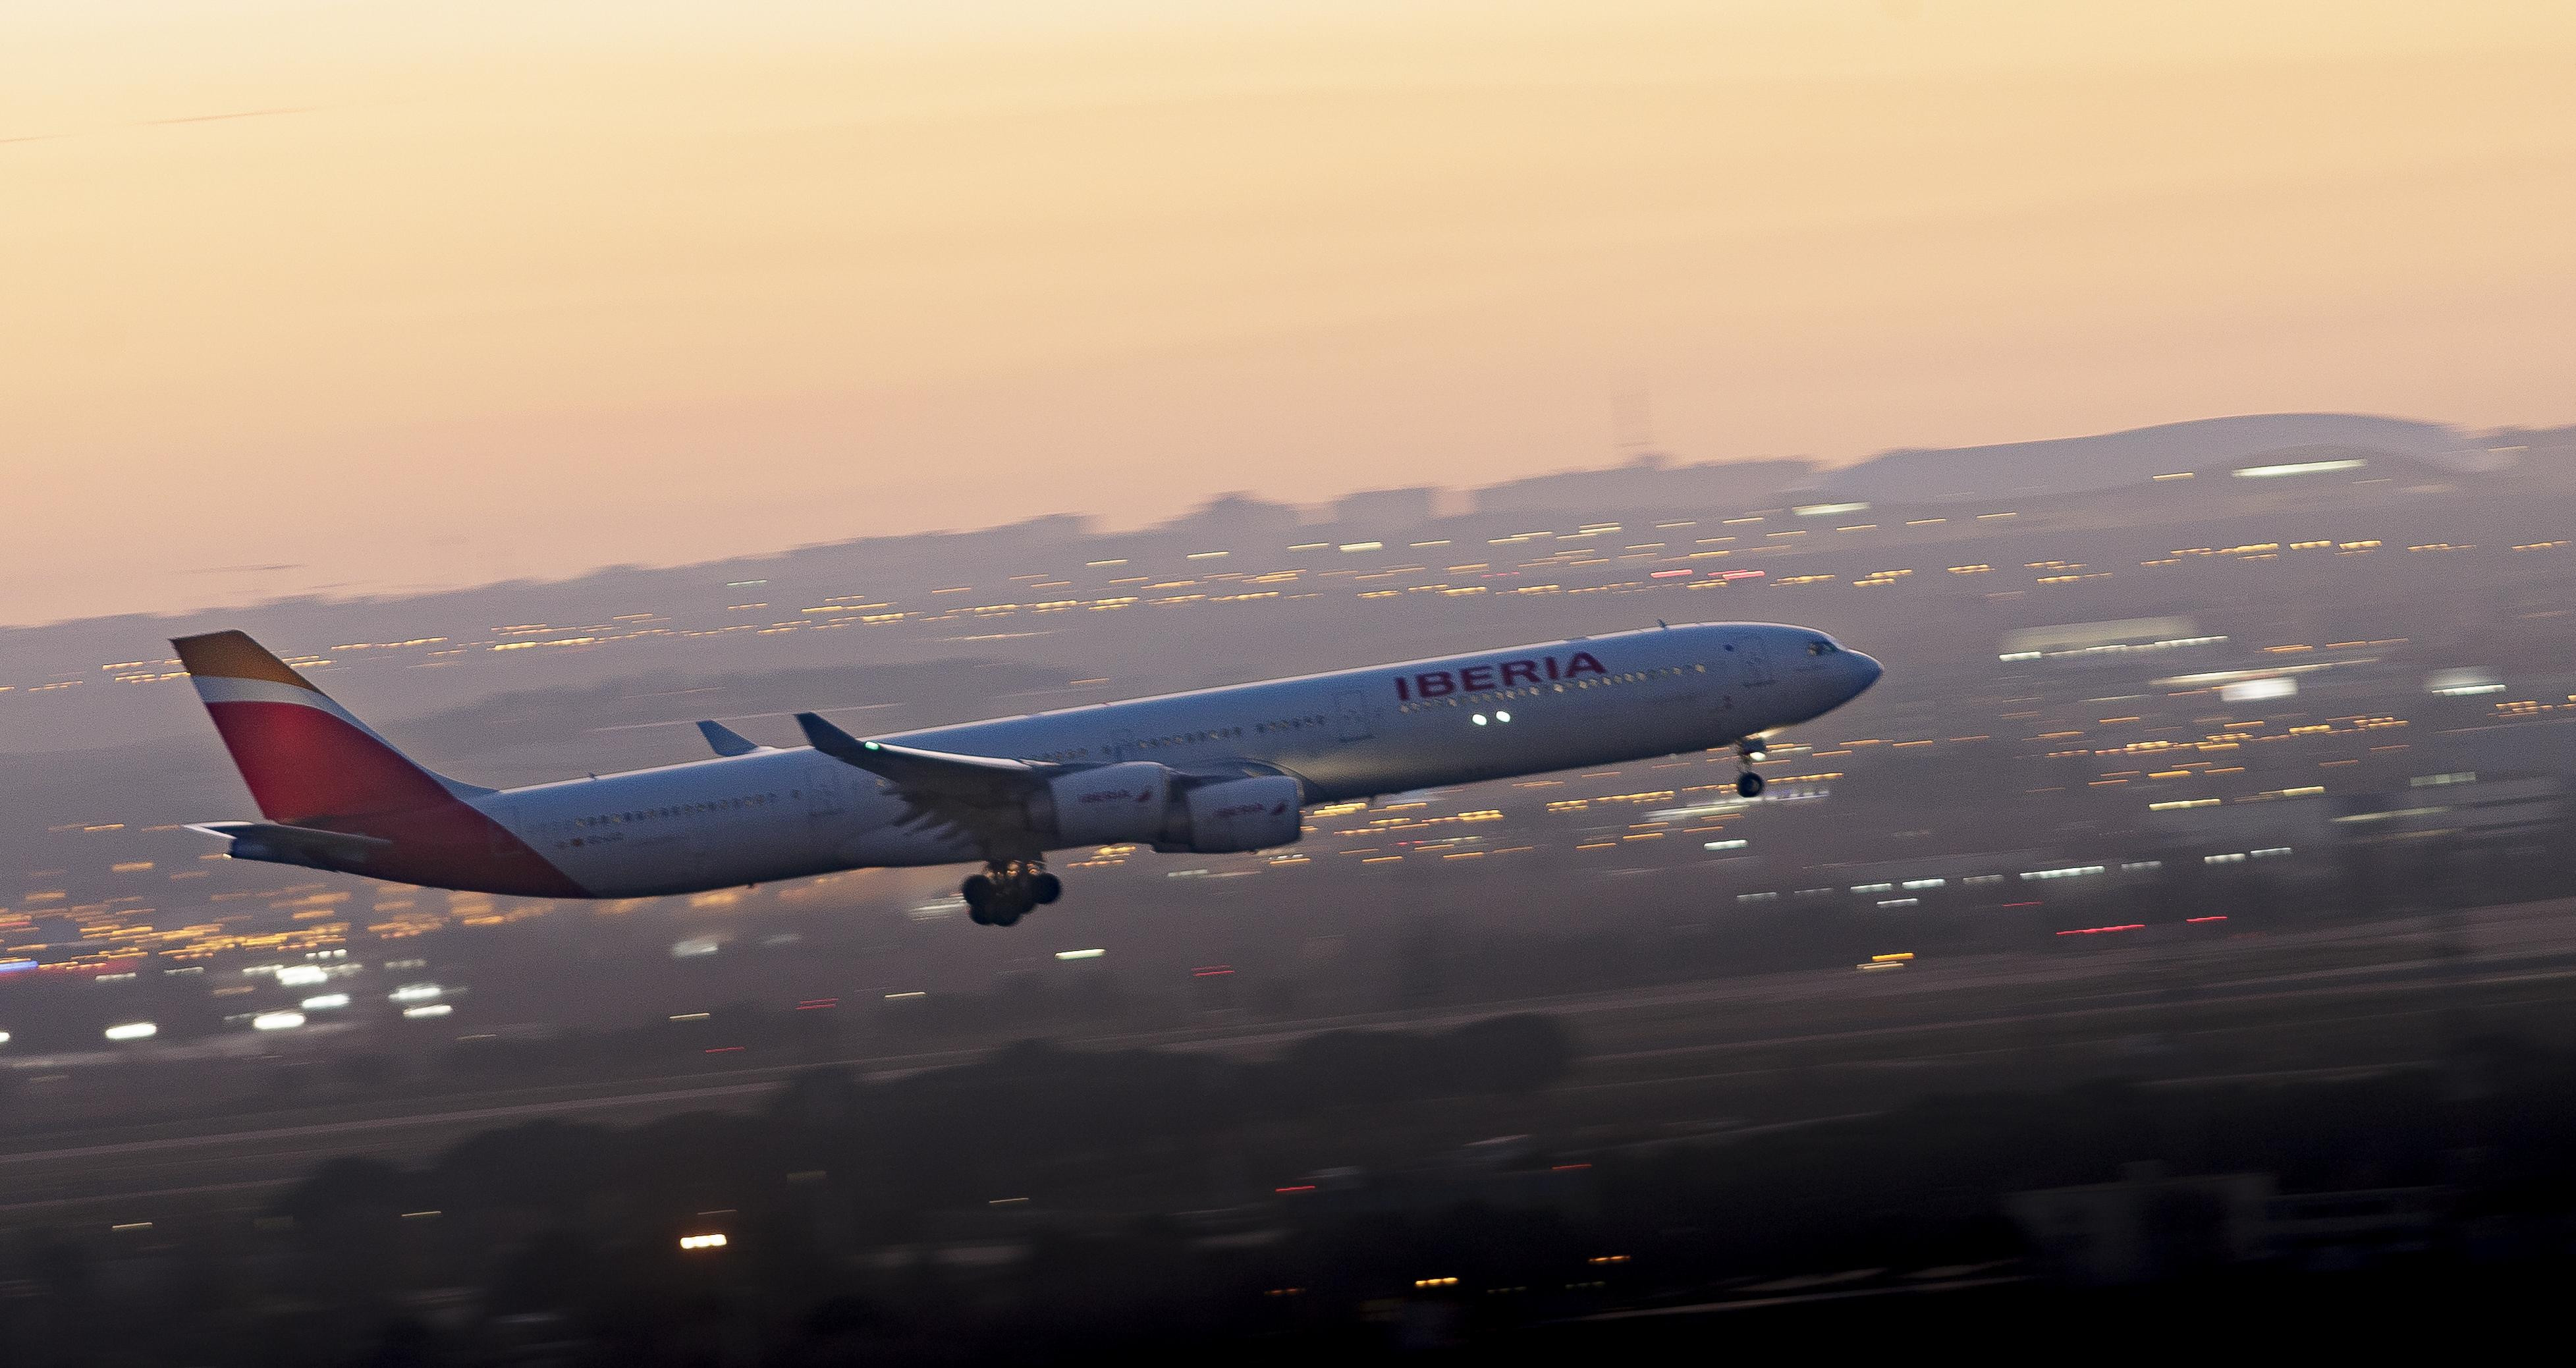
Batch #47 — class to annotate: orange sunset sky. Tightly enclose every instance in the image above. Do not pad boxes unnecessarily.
[7,1,2573,625]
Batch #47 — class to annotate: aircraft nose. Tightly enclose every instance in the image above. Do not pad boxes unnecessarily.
[1848,651,1884,696]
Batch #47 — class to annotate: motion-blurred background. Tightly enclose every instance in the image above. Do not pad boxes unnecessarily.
[6,3,2576,1363]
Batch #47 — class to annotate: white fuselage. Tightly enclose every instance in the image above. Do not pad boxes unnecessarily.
[475,621,1878,897]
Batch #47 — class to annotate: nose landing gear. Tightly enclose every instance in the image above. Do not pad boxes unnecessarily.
[964,860,1060,927]
[1735,739,1768,799]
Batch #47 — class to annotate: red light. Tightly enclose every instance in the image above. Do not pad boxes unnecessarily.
[1191,966,1234,977]
[1550,1163,1592,1171]
[2186,915,2228,923]
[795,999,838,1010]
[1274,1184,1316,1194]
[2002,900,2042,908]
[2054,923,2146,936]
[703,1045,745,1053]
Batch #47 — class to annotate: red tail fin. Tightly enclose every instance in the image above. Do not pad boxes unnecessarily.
[172,631,476,823]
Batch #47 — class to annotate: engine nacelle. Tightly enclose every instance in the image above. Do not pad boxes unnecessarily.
[1036,762,1173,845]
[1156,775,1303,854]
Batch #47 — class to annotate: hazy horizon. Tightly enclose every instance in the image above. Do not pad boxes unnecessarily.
[10,0,2573,625]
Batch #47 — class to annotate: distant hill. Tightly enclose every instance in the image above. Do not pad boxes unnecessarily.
[1826,414,2467,504]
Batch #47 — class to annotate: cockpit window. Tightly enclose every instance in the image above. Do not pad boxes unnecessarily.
[1806,639,1838,655]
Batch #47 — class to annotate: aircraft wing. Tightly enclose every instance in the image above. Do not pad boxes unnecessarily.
[794,712,1064,856]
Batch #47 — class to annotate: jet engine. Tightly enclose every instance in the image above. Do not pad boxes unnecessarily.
[1155,775,1303,853]
[1036,762,1172,845]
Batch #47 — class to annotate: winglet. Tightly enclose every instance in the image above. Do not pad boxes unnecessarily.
[794,711,871,764]
[696,720,765,757]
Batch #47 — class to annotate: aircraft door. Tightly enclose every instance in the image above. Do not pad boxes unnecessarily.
[1740,632,1776,687]
[804,759,847,865]
[1334,689,1373,742]
[807,761,845,817]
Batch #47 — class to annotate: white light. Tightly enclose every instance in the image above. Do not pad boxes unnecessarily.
[1793,502,1871,516]
[1471,714,1487,726]
[1055,948,1105,960]
[1704,839,1747,852]
[104,1022,157,1041]
[2427,668,2504,697]
[388,983,443,1002]
[679,1233,728,1251]
[2220,676,2297,703]
[402,1004,452,1019]
[0,1031,11,1045]
[300,993,350,1010]
[252,1011,306,1031]
[671,936,722,958]
[2233,459,2365,479]
[1494,711,1511,723]
[275,964,329,987]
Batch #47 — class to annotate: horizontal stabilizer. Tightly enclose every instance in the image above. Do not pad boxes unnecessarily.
[695,720,767,757]
[189,821,393,869]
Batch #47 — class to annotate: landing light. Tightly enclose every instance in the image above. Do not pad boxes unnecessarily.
[1472,714,1487,725]
[252,1011,305,1031]
[104,1022,156,1041]
[679,1233,728,1251]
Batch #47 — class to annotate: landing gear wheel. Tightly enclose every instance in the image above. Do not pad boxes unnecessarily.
[1736,771,1766,799]
[963,863,1053,927]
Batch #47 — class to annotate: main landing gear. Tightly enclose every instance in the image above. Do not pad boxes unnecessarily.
[1734,739,1768,800]
[963,860,1061,927]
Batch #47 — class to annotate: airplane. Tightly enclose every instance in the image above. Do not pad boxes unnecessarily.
[172,621,1880,926]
